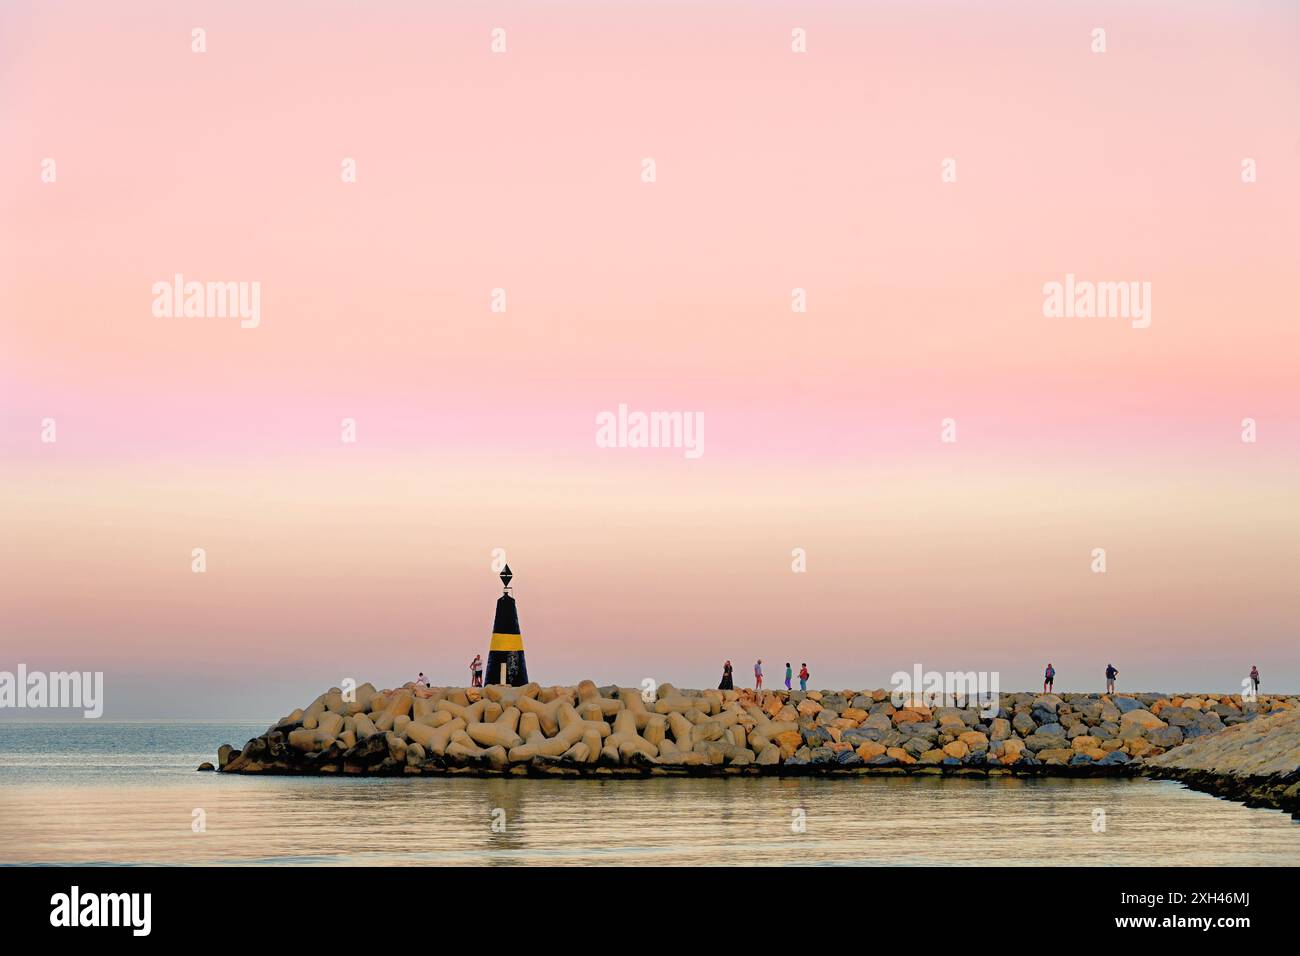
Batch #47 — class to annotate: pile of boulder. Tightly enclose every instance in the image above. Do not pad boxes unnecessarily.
[211,680,1297,778]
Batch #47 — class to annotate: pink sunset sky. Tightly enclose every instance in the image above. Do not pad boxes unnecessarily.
[2,1,1298,718]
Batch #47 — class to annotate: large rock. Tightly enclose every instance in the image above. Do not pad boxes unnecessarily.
[855,741,887,761]
[1037,748,1074,765]
[808,747,836,765]
[288,727,318,752]
[904,723,939,743]
[903,737,932,757]
[385,732,407,764]
[1194,712,1225,733]
[797,699,823,718]
[1025,731,1068,753]
[1011,712,1037,737]
[1125,739,1157,758]
[885,746,915,765]
[934,707,966,727]
[802,726,834,748]
[372,690,413,732]
[774,730,803,759]
[842,728,883,746]
[999,738,1026,764]
[1146,726,1184,749]
[342,734,389,768]
[1118,710,1167,734]
[863,713,893,733]
[1075,701,1103,722]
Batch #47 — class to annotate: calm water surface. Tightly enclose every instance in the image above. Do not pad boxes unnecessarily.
[2,722,1297,866]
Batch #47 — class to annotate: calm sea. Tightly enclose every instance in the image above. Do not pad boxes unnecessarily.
[1,721,1297,866]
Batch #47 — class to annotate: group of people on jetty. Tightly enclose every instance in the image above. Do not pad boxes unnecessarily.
[1040,662,1261,696]
[718,660,811,692]
[410,657,1265,699]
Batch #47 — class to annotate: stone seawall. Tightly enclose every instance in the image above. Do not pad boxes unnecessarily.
[1145,708,1300,816]
[207,681,1297,792]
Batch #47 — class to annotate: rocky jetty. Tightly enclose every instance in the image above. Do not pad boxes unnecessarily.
[213,681,1297,782]
[1145,707,1300,816]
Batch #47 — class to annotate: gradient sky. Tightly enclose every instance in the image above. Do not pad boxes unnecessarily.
[2,1,1298,719]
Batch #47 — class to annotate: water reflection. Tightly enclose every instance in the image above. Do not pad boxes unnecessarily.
[2,775,1296,866]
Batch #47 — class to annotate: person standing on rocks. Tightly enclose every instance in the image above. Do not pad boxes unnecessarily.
[799,663,809,691]
[754,659,763,691]
[784,662,793,691]
[470,654,483,688]
[1105,662,1118,695]
[1250,665,1260,697]
[719,660,733,690]
[1043,662,1055,693]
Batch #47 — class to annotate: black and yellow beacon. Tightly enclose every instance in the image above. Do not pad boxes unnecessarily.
[486,564,528,686]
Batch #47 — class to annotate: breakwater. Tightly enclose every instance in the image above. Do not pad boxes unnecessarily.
[209,681,1297,798]
[1145,707,1300,815]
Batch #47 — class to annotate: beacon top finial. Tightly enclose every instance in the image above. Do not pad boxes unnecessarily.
[500,564,513,593]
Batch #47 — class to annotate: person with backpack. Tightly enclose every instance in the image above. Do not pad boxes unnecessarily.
[798,662,809,692]
[1105,662,1118,695]
[1043,662,1055,693]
